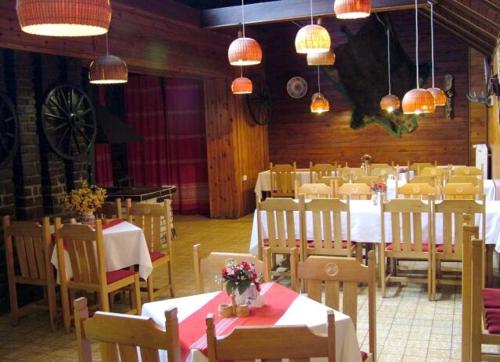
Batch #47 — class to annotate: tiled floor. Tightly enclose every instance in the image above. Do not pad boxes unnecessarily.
[0,214,487,361]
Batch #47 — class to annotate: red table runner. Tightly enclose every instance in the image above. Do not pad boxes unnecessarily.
[179,282,299,361]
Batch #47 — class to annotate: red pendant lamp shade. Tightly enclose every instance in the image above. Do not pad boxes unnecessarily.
[311,92,330,113]
[17,0,111,37]
[427,87,447,106]
[228,37,262,66]
[334,0,371,19]
[380,94,401,113]
[231,77,253,94]
[402,88,435,114]
[307,51,336,66]
[89,55,128,84]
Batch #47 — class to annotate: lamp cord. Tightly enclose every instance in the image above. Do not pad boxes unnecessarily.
[387,28,391,95]
[430,1,435,88]
[415,0,419,88]
[241,0,245,37]
[310,0,313,24]
[317,66,321,93]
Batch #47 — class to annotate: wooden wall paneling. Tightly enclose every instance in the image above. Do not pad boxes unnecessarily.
[489,41,500,179]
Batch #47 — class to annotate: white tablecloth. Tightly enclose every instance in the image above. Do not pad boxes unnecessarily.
[141,284,361,362]
[51,221,153,281]
[249,200,500,255]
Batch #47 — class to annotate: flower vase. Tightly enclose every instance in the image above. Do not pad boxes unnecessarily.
[373,191,385,206]
[79,212,95,225]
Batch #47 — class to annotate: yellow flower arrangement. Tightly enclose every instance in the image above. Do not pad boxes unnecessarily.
[63,181,106,214]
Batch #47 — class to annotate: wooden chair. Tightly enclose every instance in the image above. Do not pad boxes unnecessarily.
[338,183,372,200]
[56,219,141,333]
[74,297,180,362]
[126,199,174,301]
[396,183,437,199]
[370,166,396,178]
[453,166,483,176]
[206,309,336,362]
[258,197,303,278]
[408,175,438,187]
[462,224,500,361]
[291,251,376,361]
[318,176,344,197]
[192,243,268,293]
[448,175,484,194]
[3,216,57,330]
[339,167,365,182]
[443,183,479,200]
[270,162,297,197]
[96,199,123,220]
[301,197,356,259]
[356,175,385,187]
[432,199,485,300]
[310,162,336,182]
[295,182,333,199]
[379,199,433,299]
[408,161,436,175]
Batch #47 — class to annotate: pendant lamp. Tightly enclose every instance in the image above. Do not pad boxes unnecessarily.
[402,0,435,114]
[17,0,111,37]
[311,66,330,113]
[89,35,128,84]
[380,29,400,113]
[307,50,336,66]
[295,1,331,54]
[228,0,262,66]
[334,0,371,20]
[426,2,447,106]
[231,68,253,94]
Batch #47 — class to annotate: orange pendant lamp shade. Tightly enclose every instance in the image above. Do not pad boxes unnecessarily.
[228,37,262,66]
[427,87,447,106]
[231,77,253,94]
[380,94,400,113]
[307,51,336,66]
[334,0,371,19]
[295,24,331,54]
[311,92,330,113]
[402,88,435,114]
[89,55,128,84]
[17,0,111,37]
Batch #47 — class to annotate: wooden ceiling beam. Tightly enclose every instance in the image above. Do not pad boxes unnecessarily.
[478,0,500,13]
[419,9,491,56]
[201,0,427,28]
[435,4,497,42]
[441,0,500,35]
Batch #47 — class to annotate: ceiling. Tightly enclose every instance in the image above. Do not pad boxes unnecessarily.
[176,0,275,9]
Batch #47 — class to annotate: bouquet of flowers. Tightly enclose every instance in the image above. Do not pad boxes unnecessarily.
[222,260,261,296]
[360,154,373,164]
[371,182,387,193]
[63,181,106,214]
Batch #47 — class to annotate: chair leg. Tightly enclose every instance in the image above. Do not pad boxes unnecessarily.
[427,257,433,301]
[8,281,19,326]
[100,289,110,312]
[133,275,142,315]
[431,256,437,301]
[147,274,155,302]
[60,285,71,333]
[379,245,386,297]
[168,261,175,297]
[46,285,58,331]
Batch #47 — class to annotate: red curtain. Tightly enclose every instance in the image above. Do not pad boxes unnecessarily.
[164,78,209,214]
[94,88,113,187]
[125,75,169,186]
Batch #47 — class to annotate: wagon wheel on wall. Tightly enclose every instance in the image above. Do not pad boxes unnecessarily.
[0,93,19,168]
[41,84,97,160]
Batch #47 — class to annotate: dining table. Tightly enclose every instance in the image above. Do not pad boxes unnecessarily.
[50,219,153,281]
[141,282,362,362]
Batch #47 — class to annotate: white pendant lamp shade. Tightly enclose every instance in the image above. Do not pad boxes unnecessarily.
[295,24,331,54]
[311,92,330,113]
[307,50,336,66]
[402,88,435,114]
[334,0,371,19]
[380,94,401,113]
[231,76,253,94]
[228,37,262,66]
[89,55,128,84]
[17,0,111,37]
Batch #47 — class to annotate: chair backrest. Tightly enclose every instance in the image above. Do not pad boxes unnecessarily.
[294,252,376,358]
[409,175,437,186]
[408,161,436,175]
[127,199,172,253]
[270,162,297,197]
[453,166,482,176]
[317,176,344,197]
[3,216,52,283]
[370,166,396,177]
[97,199,123,220]
[296,183,333,199]
[337,183,372,200]
[448,175,482,186]
[397,183,437,199]
[356,175,384,186]
[74,297,181,362]
[443,183,478,200]
[433,199,485,258]
[309,162,336,182]
[193,244,267,293]
[420,167,446,177]
[380,199,432,253]
[302,198,351,257]
[339,167,364,181]
[56,220,106,287]
[206,310,336,362]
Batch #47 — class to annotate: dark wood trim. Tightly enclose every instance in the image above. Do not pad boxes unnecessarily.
[202,0,427,28]
[420,9,492,56]
[435,5,497,42]
[442,0,500,33]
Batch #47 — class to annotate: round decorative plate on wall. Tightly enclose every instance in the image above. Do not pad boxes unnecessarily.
[286,76,308,99]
